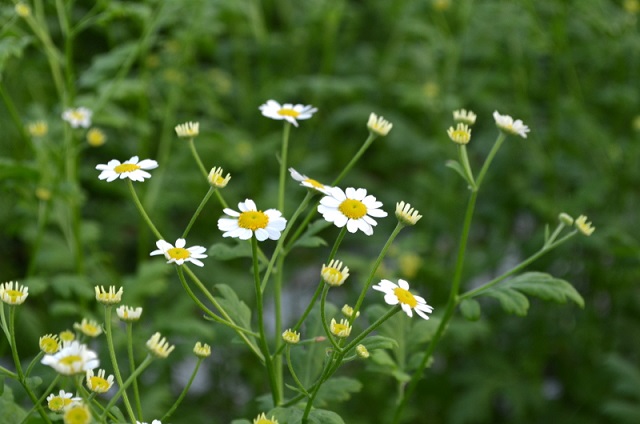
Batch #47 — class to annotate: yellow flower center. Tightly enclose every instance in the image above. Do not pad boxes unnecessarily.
[60,331,75,342]
[304,178,324,189]
[333,323,349,333]
[394,287,418,308]
[277,108,300,118]
[41,337,60,353]
[89,376,110,391]
[238,211,269,230]
[48,396,72,411]
[60,355,82,366]
[338,199,367,219]
[167,247,190,260]
[5,289,23,301]
[81,323,100,336]
[323,268,343,283]
[114,163,140,173]
[64,405,91,424]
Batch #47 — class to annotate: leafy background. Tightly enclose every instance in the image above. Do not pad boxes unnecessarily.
[1,0,639,423]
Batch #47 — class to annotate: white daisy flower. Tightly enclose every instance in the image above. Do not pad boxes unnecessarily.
[46,390,81,412]
[217,199,287,241]
[150,238,208,267]
[175,121,199,137]
[85,369,115,393]
[372,279,433,320]
[259,100,317,127]
[453,109,477,125]
[493,111,530,138]
[96,156,158,182]
[289,167,332,194]
[41,341,100,375]
[317,187,388,236]
[62,107,92,128]
[116,305,143,322]
[367,113,393,136]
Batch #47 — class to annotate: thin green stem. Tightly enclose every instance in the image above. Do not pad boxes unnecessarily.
[161,358,203,421]
[319,284,341,351]
[103,306,137,423]
[23,351,44,378]
[214,190,229,209]
[285,345,309,395]
[0,83,30,148]
[126,323,143,420]
[475,132,506,190]
[182,187,215,239]
[101,355,154,420]
[188,138,209,178]
[278,122,292,213]
[128,179,163,240]
[332,133,376,186]
[19,374,61,424]
[458,145,476,189]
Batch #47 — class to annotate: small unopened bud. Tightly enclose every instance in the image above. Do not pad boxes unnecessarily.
[282,329,300,344]
[558,213,574,226]
[356,344,369,359]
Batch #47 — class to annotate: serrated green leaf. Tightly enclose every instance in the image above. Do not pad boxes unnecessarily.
[0,386,26,424]
[445,159,470,183]
[358,335,398,351]
[24,377,42,390]
[208,242,252,260]
[370,349,397,368]
[308,409,346,424]
[0,35,33,76]
[213,284,252,331]
[292,220,332,249]
[314,377,362,407]
[459,298,481,321]
[484,287,530,316]
[507,272,585,308]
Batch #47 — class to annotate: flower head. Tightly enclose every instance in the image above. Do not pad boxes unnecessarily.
[341,304,360,319]
[318,187,388,236]
[16,3,31,17]
[259,100,317,127]
[372,279,433,320]
[62,107,92,128]
[253,412,278,424]
[86,128,106,147]
[575,215,595,236]
[63,402,91,424]
[289,168,332,194]
[36,187,52,201]
[39,334,61,354]
[282,329,300,344]
[208,167,231,188]
[453,109,477,125]
[46,390,80,412]
[41,341,99,375]
[175,121,199,138]
[28,121,48,137]
[356,344,370,359]
[193,342,211,358]
[218,199,287,241]
[96,156,158,182]
[558,212,574,226]
[493,111,530,138]
[95,286,123,305]
[367,113,393,136]
[321,259,350,287]
[330,318,352,338]
[447,123,472,144]
[150,238,208,267]
[60,330,75,342]
[85,369,115,393]
[146,332,175,358]
[73,319,102,338]
[137,421,162,424]
[395,201,422,226]
[116,305,143,322]
[0,281,29,305]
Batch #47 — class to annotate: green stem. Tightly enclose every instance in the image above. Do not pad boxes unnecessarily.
[126,323,143,420]
[161,358,203,421]
[458,144,476,189]
[101,355,154,420]
[188,138,208,179]
[332,133,376,186]
[278,122,292,213]
[23,351,44,378]
[285,345,309,395]
[127,179,163,240]
[475,132,506,190]
[182,187,214,239]
[104,306,137,423]
[0,82,30,148]
[19,374,61,424]
[319,284,340,351]
[251,237,280,405]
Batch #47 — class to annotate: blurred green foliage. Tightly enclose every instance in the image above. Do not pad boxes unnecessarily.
[1,0,639,423]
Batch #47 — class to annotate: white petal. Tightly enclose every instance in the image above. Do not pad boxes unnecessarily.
[398,279,410,290]
[401,304,413,317]
[255,228,269,241]
[222,208,240,217]
[384,293,400,305]
[346,219,359,233]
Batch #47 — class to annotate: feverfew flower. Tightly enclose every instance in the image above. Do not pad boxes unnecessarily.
[175,121,199,138]
[282,329,300,344]
[116,305,143,322]
[372,279,433,320]
[321,259,350,287]
[28,121,48,137]
[218,199,287,241]
[86,128,107,147]
[318,187,387,236]
[0,281,28,305]
[253,413,278,424]
[46,390,80,412]
[453,109,477,125]
[289,168,332,194]
[575,215,595,236]
[15,3,31,17]
[341,304,360,319]
[356,344,370,359]
[193,342,211,358]
[59,330,75,342]
[493,111,530,138]
[146,332,175,358]
[85,369,115,393]
[330,318,352,338]
[367,113,393,136]
[259,100,317,127]
[41,341,99,375]
[96,156,158,182]
[208,167,231,188]
[150,238,208,267]
[62,107,92,128]
[63,403,91,424]
[39,334,61,354]
[73,318,102,337]
[95,285,123,305]
[395,201,422,226]
[447,123,471,144]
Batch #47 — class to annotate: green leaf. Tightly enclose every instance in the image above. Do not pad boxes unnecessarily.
[268,406,346,424]
[445,159,470,184]
[0,35,33,76]
[307,409,346,424]
[484,286,530,316]
[459,298,481,321]
[506,272,585,308]
[358,335,398,351]
[314,377,362,407]
[208,242,252,260]
[0,159,39,181]
[0,386,26,424]
[292,219,332,249]
[213,284,252,331]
